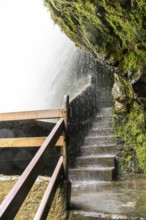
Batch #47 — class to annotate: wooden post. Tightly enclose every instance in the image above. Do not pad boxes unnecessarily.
[63,95,69,180]
[63,95,71,209]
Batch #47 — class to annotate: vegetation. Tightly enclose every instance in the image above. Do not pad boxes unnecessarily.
[113,74,146,173]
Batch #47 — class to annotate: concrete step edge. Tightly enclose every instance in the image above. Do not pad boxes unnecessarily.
[76,155,116,159]
[69,210,140,220]
[82,144,116,148]
[91,128,113,131]
[85,135,116,139]
[71,180,112,185]
[95,116,112,120]
[100,107,112,111]
[70,167,115,171]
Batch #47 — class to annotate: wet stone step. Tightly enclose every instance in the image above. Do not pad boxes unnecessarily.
[99,107,112,116]
[92,121,112,129]
[84,136,116,146]
[94,115,112,123]
[69,210,137,220]
[69,167,114,181]
[75,156,115,167]
[80,145,116,156]
[71,180,112,192]
[88,128,114,136]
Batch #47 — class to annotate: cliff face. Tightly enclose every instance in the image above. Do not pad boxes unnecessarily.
[45,0,146,82]
[44,0,146,174]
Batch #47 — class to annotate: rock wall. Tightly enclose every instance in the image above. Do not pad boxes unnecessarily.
[44,0,146,82]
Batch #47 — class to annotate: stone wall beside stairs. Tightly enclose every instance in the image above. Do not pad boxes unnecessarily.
[95,63,114,109]
[68,63,114,167]
[69,80,97,167]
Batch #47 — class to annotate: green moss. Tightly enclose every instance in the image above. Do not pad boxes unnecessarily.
[44,0,146,81]
[113,75,146,173]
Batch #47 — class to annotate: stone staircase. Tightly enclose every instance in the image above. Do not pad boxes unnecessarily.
[69,107,117,219]
[69,107,116,191]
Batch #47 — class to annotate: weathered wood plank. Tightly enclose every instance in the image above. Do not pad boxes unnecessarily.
[63,95,70,210]
[63,95,69,180]
[0,109,64,121]
[34,156,63,220]
[0,136,64,147]
[0,118,64,220]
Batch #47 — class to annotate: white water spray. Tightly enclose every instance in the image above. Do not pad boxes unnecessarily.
[0,0,91,112]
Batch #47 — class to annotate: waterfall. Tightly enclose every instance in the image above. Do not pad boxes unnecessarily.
[0,0,91,112]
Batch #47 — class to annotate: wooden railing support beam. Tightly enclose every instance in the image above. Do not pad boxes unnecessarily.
[0,136,64,148]
[0,109,64,121]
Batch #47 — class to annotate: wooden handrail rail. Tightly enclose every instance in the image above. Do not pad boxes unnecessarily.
[0,118,64,220]
[34,156,63,220]
[0,109,64,121]
[0,136,64,147]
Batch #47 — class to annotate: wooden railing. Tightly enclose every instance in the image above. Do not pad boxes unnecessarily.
[0,95,70,220]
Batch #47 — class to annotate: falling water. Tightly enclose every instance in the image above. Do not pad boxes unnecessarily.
[0,0,91,113]
[0,0,94,173]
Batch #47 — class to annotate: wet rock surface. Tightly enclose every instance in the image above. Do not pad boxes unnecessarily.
[44,0,146,83]
[70,178,146,219]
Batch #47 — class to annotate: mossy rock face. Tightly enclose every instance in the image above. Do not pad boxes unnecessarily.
[112,74,146,174]
[44,0,146,82]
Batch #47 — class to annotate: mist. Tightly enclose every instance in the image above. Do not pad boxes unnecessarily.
[0,0,90,113]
